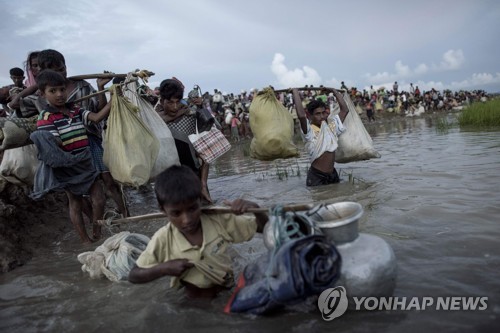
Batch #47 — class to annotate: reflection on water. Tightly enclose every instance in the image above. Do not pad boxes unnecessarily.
[1,117,500,332]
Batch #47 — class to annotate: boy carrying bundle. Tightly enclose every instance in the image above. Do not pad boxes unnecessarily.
[31,70,113,243]
[129,165,268,298]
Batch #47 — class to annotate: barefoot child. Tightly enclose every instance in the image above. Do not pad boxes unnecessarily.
[31,69,113,243]
[129,165,268,298]
[37,49,129,217]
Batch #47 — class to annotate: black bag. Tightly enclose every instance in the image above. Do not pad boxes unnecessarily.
[196,108,215,132]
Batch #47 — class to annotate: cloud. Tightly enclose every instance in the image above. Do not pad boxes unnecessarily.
[395,60,411,76]
[365,49,465,84]
[271,53,322,88]
[364,71,392,83]
[364,61,412,84]
[439,49,465,70]
[414,63,429,75]
[373,72,500,93]
[471,72,500,85]
[450,72,500,89]
[325,77,343,88]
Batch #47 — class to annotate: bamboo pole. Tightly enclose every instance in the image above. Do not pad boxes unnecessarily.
[68,70,155,103]
[98,203,315,226]
[273,87,345,93]
[70,71,150,103]
[71,88,110,103]
[67,70,155,80]
[68,73,128,80]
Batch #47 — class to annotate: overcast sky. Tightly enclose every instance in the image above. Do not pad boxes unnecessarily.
[1,0,499,95]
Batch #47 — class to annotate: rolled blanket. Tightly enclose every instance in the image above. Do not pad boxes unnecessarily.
[225,235,341,315]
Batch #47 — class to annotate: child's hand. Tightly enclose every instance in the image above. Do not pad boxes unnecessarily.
[164,259,194,276]
[224,198,259,215]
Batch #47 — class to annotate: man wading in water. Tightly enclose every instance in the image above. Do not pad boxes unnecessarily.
[291,88,349,186]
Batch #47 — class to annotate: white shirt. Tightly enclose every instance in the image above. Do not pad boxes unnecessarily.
[301,114,346,163]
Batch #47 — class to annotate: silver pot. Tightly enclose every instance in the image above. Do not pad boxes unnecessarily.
[307,202,397,308]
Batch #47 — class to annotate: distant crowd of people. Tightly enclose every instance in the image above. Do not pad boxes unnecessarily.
[277,82,490,123]
[139,81,491,138]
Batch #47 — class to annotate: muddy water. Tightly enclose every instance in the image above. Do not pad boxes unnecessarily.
[1,116,500,332]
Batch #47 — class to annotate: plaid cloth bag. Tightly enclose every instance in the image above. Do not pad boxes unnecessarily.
[188,123,231,163]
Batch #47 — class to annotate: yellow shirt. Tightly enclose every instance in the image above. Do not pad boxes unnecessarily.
[135,213,258,289]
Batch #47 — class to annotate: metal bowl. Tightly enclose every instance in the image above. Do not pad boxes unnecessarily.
[308,202,364,244]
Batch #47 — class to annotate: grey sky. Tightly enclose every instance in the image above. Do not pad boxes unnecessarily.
[1,0,499,94]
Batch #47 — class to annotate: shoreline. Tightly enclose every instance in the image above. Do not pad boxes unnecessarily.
[0,183,70,273]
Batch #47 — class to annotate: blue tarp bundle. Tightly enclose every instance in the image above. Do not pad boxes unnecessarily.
[224,235,341,314]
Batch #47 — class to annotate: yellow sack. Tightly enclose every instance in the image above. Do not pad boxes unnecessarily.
[249,88,299,160]
[103,85,160,186]
[123,77,180,177]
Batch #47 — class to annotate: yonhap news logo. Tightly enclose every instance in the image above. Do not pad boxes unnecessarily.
[318,286,488,320]
[317,286,349,321]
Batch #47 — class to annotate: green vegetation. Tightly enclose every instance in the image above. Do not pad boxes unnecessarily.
[274,161,303,180]
[339,169,366,185]
[458,99,500,127]
[436,116,453,133]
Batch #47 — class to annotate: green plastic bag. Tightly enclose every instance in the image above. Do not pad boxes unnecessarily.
[103,85,160,186]
[249,88,299,160]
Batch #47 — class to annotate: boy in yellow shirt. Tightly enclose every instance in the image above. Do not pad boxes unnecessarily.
[129,165,268,298]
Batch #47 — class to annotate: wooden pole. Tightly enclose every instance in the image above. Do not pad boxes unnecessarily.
[98,203,315,226]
